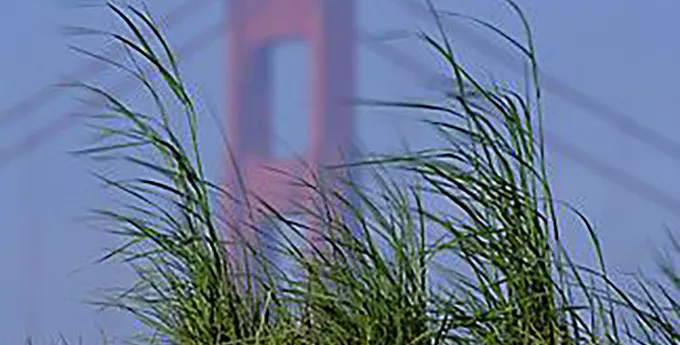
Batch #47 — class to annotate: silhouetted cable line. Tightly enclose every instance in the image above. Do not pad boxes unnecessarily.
[0,22,224,167]
[359,30,451,91]
[358,30,449,89]
[548,132,680,217]
[0,0,215,129]
[394,0,680,163]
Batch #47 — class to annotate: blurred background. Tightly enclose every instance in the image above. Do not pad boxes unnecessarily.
[1,0,679,343]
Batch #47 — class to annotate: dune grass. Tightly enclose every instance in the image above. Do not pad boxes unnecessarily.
[66,1,678,344]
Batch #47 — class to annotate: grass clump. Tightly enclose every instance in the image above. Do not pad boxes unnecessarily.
[69,1,678,344]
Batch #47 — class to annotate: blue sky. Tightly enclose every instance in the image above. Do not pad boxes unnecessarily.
[1,0,680,343]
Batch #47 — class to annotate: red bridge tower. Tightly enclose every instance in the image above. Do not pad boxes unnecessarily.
[225,0,355,261]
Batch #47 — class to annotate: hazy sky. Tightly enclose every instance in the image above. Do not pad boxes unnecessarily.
[2,0,680,343]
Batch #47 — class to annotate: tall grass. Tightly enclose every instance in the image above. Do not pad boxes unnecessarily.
[70,1,678,344]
